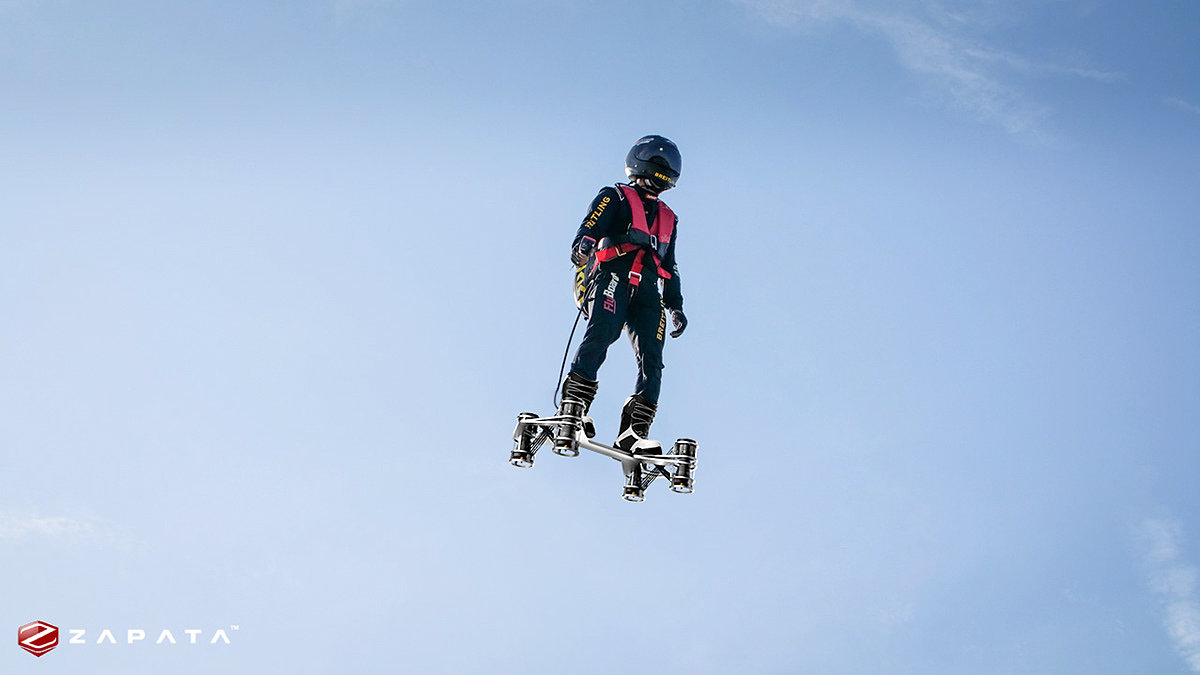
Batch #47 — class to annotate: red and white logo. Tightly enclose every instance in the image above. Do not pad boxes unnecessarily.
[18,620,59,657]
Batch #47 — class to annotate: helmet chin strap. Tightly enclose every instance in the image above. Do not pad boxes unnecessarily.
[634,177,664,197]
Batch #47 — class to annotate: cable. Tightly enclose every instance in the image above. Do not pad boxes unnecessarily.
[553,301,589,410]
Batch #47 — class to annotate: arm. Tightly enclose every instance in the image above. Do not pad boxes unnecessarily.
[661,220,683,311]
[572,187,621,264]
[661,220,687,338]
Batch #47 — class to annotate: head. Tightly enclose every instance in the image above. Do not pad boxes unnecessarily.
[625,135,681,195]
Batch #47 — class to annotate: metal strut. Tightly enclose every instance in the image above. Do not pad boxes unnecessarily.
[510,412,698,501]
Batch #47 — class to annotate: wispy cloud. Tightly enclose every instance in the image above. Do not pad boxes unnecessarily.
[0,512,141,550]
[0,514,95,539]
[1140,519,1200,672]
[736,0,1118,136]
[1165,97,1200,116]
[962,45,1123,83]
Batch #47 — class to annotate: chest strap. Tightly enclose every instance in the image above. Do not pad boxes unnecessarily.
[593,185,675,286]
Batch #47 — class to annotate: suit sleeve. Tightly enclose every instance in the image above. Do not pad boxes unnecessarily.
[572,187,622,253]
[661,218,683,311]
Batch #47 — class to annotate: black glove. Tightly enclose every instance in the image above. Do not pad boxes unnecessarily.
[668,309,687,338]
[571,237,596,267]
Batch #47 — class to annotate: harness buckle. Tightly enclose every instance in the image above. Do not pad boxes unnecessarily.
[629,270,643,285]
[649,234,658,250]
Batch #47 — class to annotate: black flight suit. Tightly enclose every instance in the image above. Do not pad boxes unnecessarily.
[568,183,683,405]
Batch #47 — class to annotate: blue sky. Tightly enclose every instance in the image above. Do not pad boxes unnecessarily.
[2,0,1199,672]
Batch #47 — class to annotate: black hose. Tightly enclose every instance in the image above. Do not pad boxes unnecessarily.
[553,301,588,410]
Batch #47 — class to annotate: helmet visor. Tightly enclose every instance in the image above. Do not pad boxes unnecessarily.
[632,144,681,178]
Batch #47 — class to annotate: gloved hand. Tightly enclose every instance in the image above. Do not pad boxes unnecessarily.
[571,237,596,267]
[668,308,687,338]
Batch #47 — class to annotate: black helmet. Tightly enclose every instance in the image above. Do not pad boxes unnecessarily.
[625,135,681,192]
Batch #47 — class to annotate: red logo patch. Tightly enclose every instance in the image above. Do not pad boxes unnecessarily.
[18,621,59,657]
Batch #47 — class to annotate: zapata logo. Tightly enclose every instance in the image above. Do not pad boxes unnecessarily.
[18,620,59,657]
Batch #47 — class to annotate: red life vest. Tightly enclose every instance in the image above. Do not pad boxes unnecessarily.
[593,184,675,285]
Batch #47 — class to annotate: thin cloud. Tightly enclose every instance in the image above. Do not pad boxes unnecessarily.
[858,9,1046,135]
[0,514,96,538]
[736,0,1115,136]
[1165,97,1200,116]
[1140,519,1200,672]
[962,45,1123,83]
[0,512,141,551]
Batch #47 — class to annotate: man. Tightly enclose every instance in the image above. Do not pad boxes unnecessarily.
[559,135,688,455]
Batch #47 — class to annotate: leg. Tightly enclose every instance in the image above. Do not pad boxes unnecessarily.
[626,292,667,405]
[559,371,598,439]
[614,288,667,455]
[569,270,629,381]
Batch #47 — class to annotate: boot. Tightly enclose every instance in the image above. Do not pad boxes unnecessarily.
[614,395,662,455]
[559,371,598,438]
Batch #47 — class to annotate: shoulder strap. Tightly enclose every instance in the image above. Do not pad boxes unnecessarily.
[602,184,676,281]
[617,184,649,236]
[653,200,674,244]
